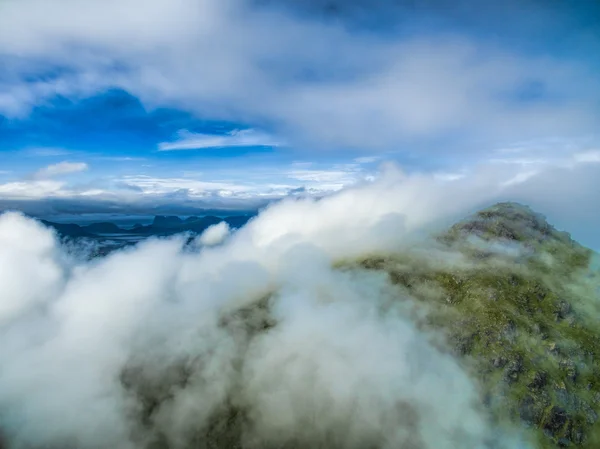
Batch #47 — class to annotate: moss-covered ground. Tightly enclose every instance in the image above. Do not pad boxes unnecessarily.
[346,203,600,448]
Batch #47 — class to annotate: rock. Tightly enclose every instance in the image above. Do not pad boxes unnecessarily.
[486,289,499,301]
[559,359,578,383]
[547,341,560,355]
[527,371,547,390]
[492,356,508,369]
[557,437,572,447]
[556,300,572,320]
[452,331,476,355]
[571,426,585,445]
[554,383,577,410]
[543,406,569,437]
[500,321,517,344]
[519,395,541,426]
[502,356,523,384]
[581,401,598,424]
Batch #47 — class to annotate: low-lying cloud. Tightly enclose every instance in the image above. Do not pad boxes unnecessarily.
[0,169,535,449]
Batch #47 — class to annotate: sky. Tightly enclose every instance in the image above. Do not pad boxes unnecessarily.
[0,0,600,244]
[1,4,600,446]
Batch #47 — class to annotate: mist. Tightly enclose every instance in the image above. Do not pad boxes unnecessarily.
[0,168,543,449]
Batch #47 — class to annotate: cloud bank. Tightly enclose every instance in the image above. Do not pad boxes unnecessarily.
[0,0,598,151]
[3,153,600,251]
[0,169,538,449]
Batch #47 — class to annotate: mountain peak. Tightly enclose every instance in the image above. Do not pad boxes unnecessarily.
[357,202,598,448]
[152,216,184,228]
[443,201,575,247]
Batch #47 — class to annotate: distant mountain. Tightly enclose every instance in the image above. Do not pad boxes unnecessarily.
[129,215,249,236]
[39,214,254,240]
[152,216,185,228]
[82,222,124,234]
[224,215,254,229]
[40,220,95,238]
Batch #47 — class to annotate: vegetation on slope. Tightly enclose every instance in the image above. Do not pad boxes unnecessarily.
[353,202,600,448]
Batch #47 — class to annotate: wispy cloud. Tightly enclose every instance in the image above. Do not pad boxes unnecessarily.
[20,147,73,157]
[285,165,362,188]
[487,146,600,169]
[0,180,66,199]
[286,170,357,183]
[433,171,467,182]
[119,175,252,196]
[158,129,281,151]
[95,156,146,162]
[354,156,380,164]
[500,170,540,187]
[0,0,597,152]
[573,150,600,164]
[488,158,551,166]
[33,162,89,180]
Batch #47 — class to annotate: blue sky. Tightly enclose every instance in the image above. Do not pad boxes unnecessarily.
[0,0,599,239]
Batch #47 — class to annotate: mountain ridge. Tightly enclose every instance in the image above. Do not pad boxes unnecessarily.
[38,214,255,239]
[354,202,599,448]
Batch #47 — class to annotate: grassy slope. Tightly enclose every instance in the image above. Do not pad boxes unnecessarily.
[352,203,600,448]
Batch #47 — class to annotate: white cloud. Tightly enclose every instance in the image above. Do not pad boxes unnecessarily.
[573,150,600,164]
[1,158,600,449]
[158,129,282,151]
[289,161,314,168]
[119,175,254,196]
[286,168,357,183]
[0,169,539,449]
[199,221,230,246]
[500,170,540,187]
[433,171,466,182]
[283,164,371,193]
[354,156,380,164]
[97,156,146,162]
[2,156,600,252]
[33,161,88,180]
[0,180,66,199]
[0,0,597,151]
[9,150,600,447]
[20,147,73,157]
[489,157,550,166]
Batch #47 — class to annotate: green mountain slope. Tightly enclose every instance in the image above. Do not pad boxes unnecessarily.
[353,202,600,448]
